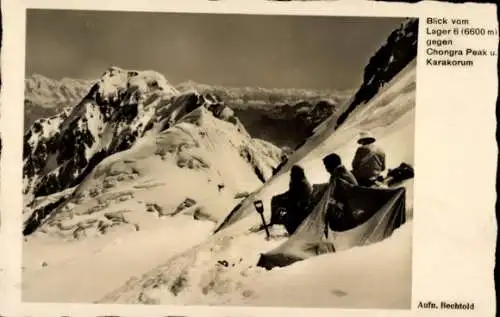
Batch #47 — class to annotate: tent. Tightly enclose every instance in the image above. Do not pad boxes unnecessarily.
[257,179,406,270]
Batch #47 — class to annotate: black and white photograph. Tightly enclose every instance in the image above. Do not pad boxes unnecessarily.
[21,9,417,309]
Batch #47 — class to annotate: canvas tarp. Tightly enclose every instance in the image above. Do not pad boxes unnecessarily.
[256,179,406,270]
[269,184,327,231]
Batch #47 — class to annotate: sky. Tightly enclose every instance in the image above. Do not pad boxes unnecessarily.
[26,10,407,90]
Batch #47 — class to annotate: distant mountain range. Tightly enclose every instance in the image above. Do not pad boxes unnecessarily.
[175,80,353,105]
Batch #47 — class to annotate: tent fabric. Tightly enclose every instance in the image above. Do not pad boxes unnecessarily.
[270,184,329,232]
[270,192,289,225]
[256,179,406,270]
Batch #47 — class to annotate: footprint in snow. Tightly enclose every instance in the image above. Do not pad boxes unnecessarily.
[242,289,254,298]
[330,289,348,297]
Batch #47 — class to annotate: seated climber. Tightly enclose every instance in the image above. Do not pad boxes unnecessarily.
[322,153,358,186]
[281,165,314,235]
[321,153,359,238]
[351,131,386,187]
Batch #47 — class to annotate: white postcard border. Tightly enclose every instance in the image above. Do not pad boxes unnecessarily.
[1,1,498,316]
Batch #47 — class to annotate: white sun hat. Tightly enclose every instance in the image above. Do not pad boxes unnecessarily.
[357,131,376,145]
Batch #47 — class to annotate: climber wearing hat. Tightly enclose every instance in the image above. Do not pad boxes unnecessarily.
[351,131,386,187]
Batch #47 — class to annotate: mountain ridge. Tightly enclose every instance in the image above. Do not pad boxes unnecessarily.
[24,73,352,150]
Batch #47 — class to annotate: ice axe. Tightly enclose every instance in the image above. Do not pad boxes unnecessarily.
[253,200,270,240]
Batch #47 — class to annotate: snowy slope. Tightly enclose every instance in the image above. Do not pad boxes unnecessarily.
[97,20,417,308]
[22,68,284,302]
[98,57,416,307]
[23,107,282,301]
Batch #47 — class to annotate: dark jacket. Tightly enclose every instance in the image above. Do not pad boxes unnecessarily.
[331,165,358,186]
[284,179,313,234]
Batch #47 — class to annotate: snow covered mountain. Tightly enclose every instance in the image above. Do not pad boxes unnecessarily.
[23,18,417,307]
[23,67,283,235]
